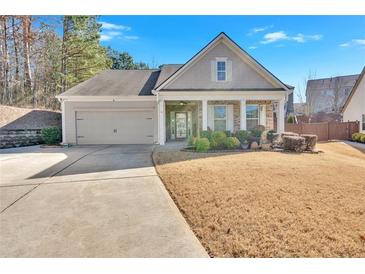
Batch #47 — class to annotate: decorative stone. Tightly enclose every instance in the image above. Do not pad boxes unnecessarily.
[261,143,272,151]
[250,141,259,150]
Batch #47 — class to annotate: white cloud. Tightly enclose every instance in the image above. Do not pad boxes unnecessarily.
[339,39,365,48]
[261,31,289,44]
[98,21,139,42]
[261,31,322,44]
[248,46,257,50]
[248,25,273,35]
[99,21,131,31]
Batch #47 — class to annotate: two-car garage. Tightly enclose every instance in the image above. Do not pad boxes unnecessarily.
[75,110,155,145]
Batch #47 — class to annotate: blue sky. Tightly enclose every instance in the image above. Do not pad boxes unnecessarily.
[97,16,365,102]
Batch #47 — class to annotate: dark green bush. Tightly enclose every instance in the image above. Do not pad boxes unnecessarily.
[225,130,232,137]
[267,130,276,142]
[195,138,210,152]
[41,126,62,145]
[187,136,197,147]
[287,116,295,124]
[210,131,227,149]
[225,137,240,149]
[235,130,250,144]
[250,128,262,138]
[200,130,212,141]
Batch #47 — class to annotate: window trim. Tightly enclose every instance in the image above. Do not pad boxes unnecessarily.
[246,104,260,130]
[213,105,227,131]
[216,58,227,82]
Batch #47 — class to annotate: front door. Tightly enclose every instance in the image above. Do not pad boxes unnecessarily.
[175,112,187,139]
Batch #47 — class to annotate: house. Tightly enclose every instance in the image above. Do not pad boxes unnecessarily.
[342,67,365,133]
[306,74,359,116]
[56,32,294,145]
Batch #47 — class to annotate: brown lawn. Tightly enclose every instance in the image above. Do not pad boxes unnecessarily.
[153,142,365,257]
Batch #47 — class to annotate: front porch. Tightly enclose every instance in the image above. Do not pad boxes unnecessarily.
[159,98,286,144]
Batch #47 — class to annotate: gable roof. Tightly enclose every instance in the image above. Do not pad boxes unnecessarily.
[154,64,183,88]
[154,32,291,92]
[57,69,160,97]
[341,66,365,113]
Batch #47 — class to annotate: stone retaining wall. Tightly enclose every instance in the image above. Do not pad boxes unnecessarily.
[0,129,43,149]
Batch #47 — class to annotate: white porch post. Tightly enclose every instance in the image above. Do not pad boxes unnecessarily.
[158,99,166,145]
[240,99,246,130]
[202,99,208,131]
[277,98,285,133]
[61,99,66,144]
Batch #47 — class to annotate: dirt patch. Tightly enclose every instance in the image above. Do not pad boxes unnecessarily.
[0,105,61,130]
[153,142,365,257]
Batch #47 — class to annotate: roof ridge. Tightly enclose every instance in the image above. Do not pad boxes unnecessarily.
[308,74,360,82]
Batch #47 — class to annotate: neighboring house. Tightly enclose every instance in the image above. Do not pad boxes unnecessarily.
[306,74,359,115]
[294,102,307,115]
[342,67,365,133]
[56,32,294,145]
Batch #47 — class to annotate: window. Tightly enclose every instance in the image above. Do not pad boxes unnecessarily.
[363,114,365,131]
[214,105,227,131]
[216,61,226,81]
[246,105,259,130]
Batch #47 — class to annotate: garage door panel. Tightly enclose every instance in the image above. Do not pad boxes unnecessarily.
[76,111,154,144]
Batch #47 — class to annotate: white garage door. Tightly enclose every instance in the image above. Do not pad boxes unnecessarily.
[76,110,154,144]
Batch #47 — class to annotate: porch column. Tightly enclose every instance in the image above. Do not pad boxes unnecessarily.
[202,99,208,131]
[240,99,246,130]
[277,98,285,133]
[158,99,166,145]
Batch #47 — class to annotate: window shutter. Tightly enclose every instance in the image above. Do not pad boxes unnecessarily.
[211,60,216,82]
[259,105,266,128]
[227,60,232,81]
[208,105,214,130]
[227,105,234,131]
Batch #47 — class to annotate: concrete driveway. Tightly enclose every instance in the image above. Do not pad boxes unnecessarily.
[0,145,208,257]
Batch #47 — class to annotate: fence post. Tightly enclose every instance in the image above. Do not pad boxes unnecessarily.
[327,122,330,141]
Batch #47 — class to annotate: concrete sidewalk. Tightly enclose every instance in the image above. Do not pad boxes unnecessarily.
[0,145,208,257]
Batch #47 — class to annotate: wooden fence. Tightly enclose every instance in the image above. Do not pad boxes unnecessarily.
[285,121,359,141]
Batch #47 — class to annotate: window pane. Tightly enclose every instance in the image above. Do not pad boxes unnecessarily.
[217,61,226,71]
[214,106,226,119]
[217,71,226,81]
[246,105,259,119]
[247,119,259,130]
[214,120,226,131]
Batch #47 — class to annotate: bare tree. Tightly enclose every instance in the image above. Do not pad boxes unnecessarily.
[22,16,32,97]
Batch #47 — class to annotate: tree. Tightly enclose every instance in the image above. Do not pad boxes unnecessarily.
[106,48,150,70]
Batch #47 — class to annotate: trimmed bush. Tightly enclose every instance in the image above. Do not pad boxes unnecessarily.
[210,131,227,149]
[41,126,62,145]
[225,130,232,137]
[225,137,240,149]
[187,136,197,147]
[250,128,262,138]
[352,132,365,143]
[301,134,317,151]
[235,130,250,144]
[360,134,365,143]
[282,135,306,152]
[287,116,295,124]
[200,130,212,141]
[195,138,210,152]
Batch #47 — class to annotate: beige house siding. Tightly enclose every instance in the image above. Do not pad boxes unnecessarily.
[164,41,277,90]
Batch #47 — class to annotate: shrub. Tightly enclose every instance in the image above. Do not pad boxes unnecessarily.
[301,134,317,151]
[267,130,276,142]
[200,130,212,141]
[225,130,232,137]
[360,134,365,143]
[225,137,240,149]
[352,133,361,142]
[282,135,306,152]
[210,131,227,149]
[41,126,62,145]
[187,136,197,147]
[235,130,250,144]
[287,116,295,124]
[250,128,262,138]
[195,138,210,152]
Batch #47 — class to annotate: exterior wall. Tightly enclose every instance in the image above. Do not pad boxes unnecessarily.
[343,76,365,133]
[197,100,274,134]
[63,100,157,144]
[306,75,358,114]
[164,41,276,90]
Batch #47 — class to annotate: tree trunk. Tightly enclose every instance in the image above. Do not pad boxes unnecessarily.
[12,17,19,83]
[61,17,68,92]
[22,16,32,100]
[1,17,10,104]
